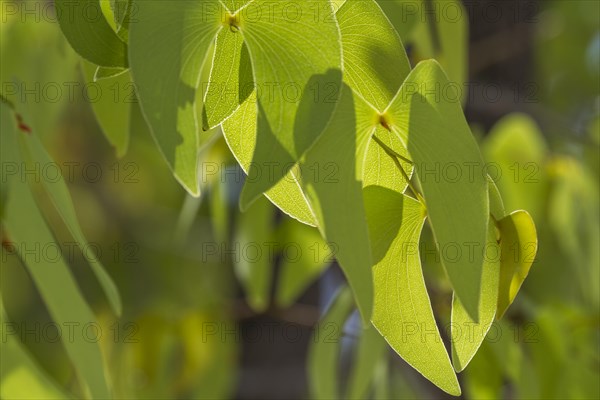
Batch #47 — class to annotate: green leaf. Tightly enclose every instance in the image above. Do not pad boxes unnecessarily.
[363,126,413,193]
[365,185,460,396]
[347,323,388,399]
[234,196,274,312]
[94,66,128,81]
[275,219,330,307]
[451,219,500,372]
[82,61,130,157]
[237,0,343,209]
[222,91,317,226]
[496,210,538,319]
[482,113,548,221]
[129,0,224,196]
[308,286,354,400]
[55,0,128,67]
[19,131,122,315]
[1,103,110,399]
[202,28,253,130]
[337,0,411,111]
[301,85,374,322]
[0,301,72,400]
[387,59,489,321]
[450,179,505,371]
[407,0,468,102]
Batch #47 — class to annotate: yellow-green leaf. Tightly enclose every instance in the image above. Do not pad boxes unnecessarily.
[365,185,460,396]
[387,60,489,321]
[496,210,538,318]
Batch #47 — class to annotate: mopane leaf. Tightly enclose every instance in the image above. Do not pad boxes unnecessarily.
[347,323,388,399]
[308,286,354,400]
[387,60,489,321]
[82,60,130,157]
[55,0,128,67]
[202,27,253,129]
[407,0,468,103]
[129,0,224,196]
[222,91,317,226]
[0,301,71,400]
[275,219,330,307]
[450,178,506,371]
[94,66,128,81]
[363,126,413,193]
[233,196,274,312]
[451,219,500,372]
[237,0,343,209]
[21,131,122,316]
[337,0,411,111]
[365,186,460,395]
[1,104,110,399]
[496,211,538,319]
[301,85,374,321]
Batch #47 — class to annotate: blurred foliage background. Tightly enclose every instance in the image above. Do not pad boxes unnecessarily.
[1,0,599,399]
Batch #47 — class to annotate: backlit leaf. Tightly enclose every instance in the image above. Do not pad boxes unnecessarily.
[129,0,224,195]
[337,0,411,111]
[387,59,489,321]
[496,210,538,318]
[222,91,317,226]
[233,196,274,312]
[55,0,128,67]
[301,85,374,321]
[365,185,460,395]
[20,130,122,316]
[308,286,354,400]
[450,179,505,371]
[1,103,110,399]
[237,0,343,209]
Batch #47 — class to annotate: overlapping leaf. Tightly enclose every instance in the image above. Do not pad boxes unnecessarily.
[1,103,110,399]
[365,185,460,395]
[20,130,122,315]
[233,196,274,312]
[496,210,537,318]
[237,0,343,208]
[222,92,317,226]
[275,219,331,307]
[0,301,71,400]
[308,286,354,399]
[387,60,489,321]
[450,179,504,371]
[129,0,224,195]
[82,60,131,157]
[337,0,411,111]
[300,85,375,321]
[55,0,128,67]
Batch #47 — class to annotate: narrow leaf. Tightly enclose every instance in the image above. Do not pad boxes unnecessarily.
[82,61,130,157]
[308,286,354,400]
[275,219,330,307]
[451,219,500,372]
[496,211,538,318]
[337,0,411,111]
[365,186,461,396]
[301,85,374,321]
[55,0,128,67]
[450,178,506,371]
[21,131,122,316]
[222,91,317,226]
[202,28,253,129]
[129,0,224,195]
[387,60,489,321]
[1,103,110,399]
[234,196,274,312]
